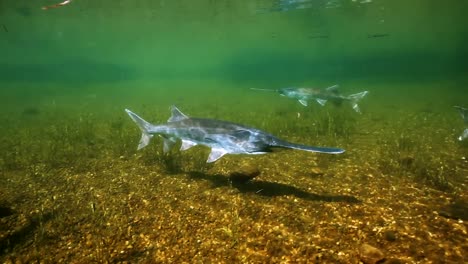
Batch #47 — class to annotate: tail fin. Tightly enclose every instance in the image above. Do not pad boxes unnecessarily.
[125,109,154,150]
[348,91,369,113]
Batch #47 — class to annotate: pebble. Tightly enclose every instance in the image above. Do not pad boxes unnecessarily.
[384,230,397,242]
[229,164,260,183]
[359,243,385,264]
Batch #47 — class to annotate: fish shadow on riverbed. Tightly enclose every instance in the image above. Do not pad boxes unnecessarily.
[187,171,361,204]
[0,211,55,254]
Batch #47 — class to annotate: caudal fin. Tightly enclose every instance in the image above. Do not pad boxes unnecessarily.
[348,91,369,113]
[125,109,154,150]
[454,106,468,124]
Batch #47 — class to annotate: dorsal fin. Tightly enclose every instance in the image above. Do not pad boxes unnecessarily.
[168,105,189,122]
[325,84,339,94]
[454,106,468,123]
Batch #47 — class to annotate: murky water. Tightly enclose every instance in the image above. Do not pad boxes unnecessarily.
[1,0,467,263]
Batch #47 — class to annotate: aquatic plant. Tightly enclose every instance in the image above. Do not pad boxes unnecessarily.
[312,110,356,140]
[373,113,462,191]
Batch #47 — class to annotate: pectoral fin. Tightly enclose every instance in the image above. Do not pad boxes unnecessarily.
[454,106,468,123]
[298,99,308,106]
[459,128,468,141]
[138,133,153,150]
[180,140,197,151]
[325,84,339,93]
[207,148,228,163]
[316,99,327,106]
[162,137,177,153]
[352,103,361,113]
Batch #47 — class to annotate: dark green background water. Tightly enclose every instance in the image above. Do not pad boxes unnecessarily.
[1,0,467,85]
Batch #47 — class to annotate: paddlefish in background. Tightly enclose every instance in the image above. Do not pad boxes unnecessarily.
[256,0,341,14]
[454,106,468,141]
[251,85,369,113]
[125,106,345,163]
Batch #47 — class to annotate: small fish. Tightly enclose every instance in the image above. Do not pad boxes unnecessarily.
[278,0,314,10]
[2,24,7,32]
[251,85,369,113]
[256,0,340,14]
[125,106,344,163]
[308,35,330,39]
[454,106,468,141]
[42,0,73,10]
[367,33,390,38]
[15,7,33,17]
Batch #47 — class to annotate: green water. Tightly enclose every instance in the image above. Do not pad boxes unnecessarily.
[1,0,467,263]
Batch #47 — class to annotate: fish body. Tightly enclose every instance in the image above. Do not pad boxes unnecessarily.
[459,129,468,141]
[454,106,468,141]
[253,85,368,113]
[256,0,341,13]
[125,106,344,163]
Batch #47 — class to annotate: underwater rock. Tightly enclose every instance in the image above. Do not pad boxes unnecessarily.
[438,200,468,221]
[399,156,414,168]
[384,230,397,242]
[229,164,260,183]
[384,259,405,264]
[0,206,14,218]
[309,167,324,176]
[359,243,385,264]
